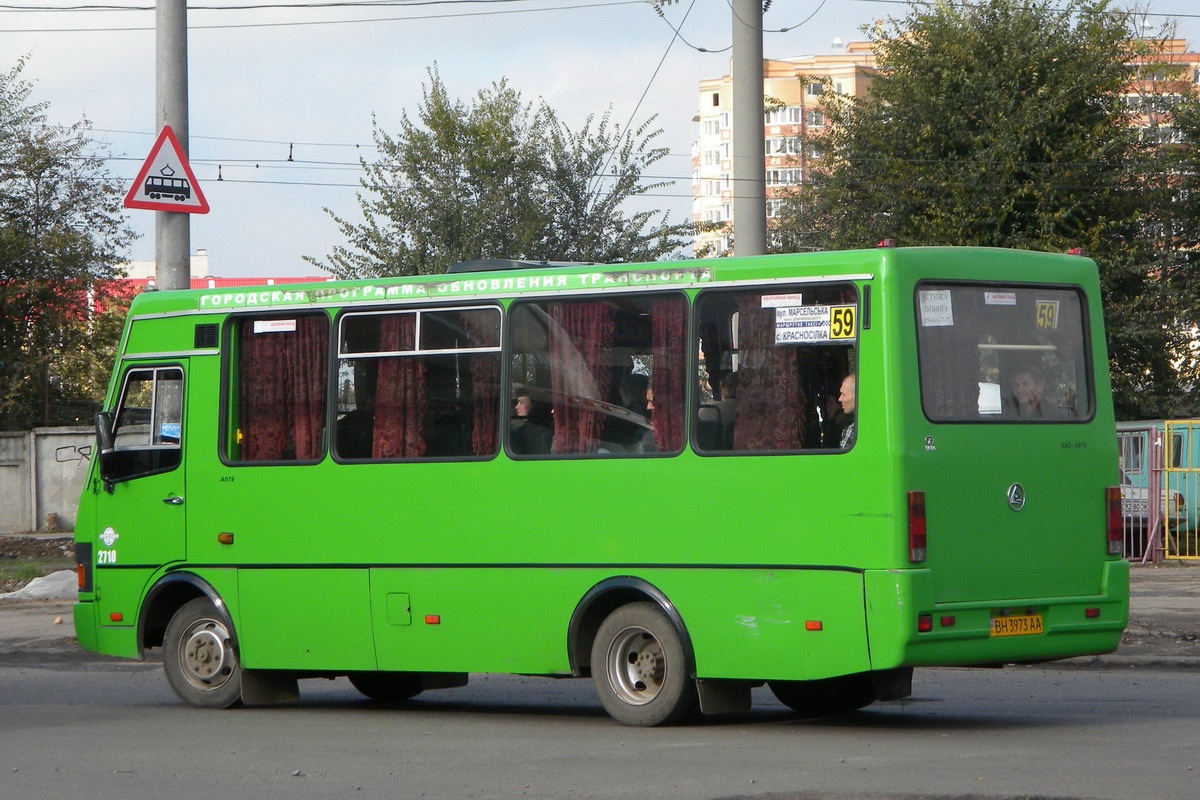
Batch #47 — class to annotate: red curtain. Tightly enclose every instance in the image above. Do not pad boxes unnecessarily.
[651,295,686,451]
[240,325,287,461]
[288,316,328,460]
[373,315,426,458]
[469,352,499,457]
[732,296,806,451]
[548,301,615,454]
[462,311,500,457]
[240,315,328,461]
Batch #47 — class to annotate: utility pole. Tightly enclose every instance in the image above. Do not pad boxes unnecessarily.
[731,0,767,256]
[155,0,190,290]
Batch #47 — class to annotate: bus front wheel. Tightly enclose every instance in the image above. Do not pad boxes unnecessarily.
[163,597,244,709]
[768,673,877,717]
[590,601,697,726]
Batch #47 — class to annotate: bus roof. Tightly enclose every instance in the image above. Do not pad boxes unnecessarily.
[122,246,1099,318]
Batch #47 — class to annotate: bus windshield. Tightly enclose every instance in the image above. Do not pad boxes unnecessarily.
[916,283,1091,422]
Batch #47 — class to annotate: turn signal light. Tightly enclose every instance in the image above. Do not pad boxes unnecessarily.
[76,563,87,590]
[425,615,441,625]
[805,620,824,631]
[908,491,927,562]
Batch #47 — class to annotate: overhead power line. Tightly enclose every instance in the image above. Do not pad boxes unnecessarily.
[0,0,642,32]
[0,0,567,11]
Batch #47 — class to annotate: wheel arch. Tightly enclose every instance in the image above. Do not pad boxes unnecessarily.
[138,572,235,659]
[566,576,695,678]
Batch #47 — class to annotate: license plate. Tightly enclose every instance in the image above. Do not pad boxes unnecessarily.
[990,614,1044,637]
[1121,499,1147,514]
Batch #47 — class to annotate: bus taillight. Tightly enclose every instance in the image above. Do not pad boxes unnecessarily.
[908,491,927,562]
[1106,486,1123,555]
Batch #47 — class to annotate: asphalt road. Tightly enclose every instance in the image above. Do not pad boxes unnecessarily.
[1,663,1197,800]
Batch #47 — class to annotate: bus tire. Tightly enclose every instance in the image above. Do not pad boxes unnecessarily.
[162,597,244,709]
[768,673,877,717]
[590,601,697,727]
[347,672,424,703]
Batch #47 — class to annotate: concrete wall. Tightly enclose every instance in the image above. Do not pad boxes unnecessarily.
[0,427,93,534]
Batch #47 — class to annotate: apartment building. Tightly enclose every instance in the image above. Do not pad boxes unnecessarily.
[692,40,877,257]
[1123,38,1200,143]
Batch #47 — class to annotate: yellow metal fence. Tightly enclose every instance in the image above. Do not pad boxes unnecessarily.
[1163,420,1200,560]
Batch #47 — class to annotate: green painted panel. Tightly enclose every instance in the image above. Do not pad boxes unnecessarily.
[659,568,871,680]
[95,567,156,632]
[237,569,376,671]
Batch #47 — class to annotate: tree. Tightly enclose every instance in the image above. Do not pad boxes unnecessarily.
[772,0,1198,419]
[0,58,136,430]
[307,68,691,278]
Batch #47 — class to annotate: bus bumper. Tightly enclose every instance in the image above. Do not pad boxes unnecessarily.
[863,559,1129,668]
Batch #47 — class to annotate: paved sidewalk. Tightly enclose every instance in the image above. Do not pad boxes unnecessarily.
[1091,561,1200,670]
[0,563,1196,668]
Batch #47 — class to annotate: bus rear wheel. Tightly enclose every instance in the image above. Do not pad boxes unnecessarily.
[590,601,697,727]
[348,672,424,703]
[768,673,877,717]
[163,597,243,709]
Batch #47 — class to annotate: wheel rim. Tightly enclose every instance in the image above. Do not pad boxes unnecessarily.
[606,625,666,706]
[177,616,235,692]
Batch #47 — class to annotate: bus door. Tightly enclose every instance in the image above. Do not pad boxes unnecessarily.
[93,363,188,588]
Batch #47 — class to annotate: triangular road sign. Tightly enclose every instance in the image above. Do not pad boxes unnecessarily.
[124,125,210,214]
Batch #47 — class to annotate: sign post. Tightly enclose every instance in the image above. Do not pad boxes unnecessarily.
[155,0,191,291]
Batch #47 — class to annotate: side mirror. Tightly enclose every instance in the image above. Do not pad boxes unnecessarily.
[94,412,115,493]
[95,411,115,454]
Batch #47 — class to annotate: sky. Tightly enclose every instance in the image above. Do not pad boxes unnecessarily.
[5,0,1200,278]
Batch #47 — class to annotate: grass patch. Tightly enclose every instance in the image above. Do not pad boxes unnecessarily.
[0,560,64,587]
[10,565,42,581]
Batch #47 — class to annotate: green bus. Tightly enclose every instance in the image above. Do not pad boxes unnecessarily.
[74,246,1128,726]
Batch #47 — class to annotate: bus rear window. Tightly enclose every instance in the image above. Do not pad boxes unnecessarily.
[915,284,1091,422]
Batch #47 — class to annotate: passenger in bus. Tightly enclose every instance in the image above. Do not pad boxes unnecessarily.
[838,373,857,448]
[510,390,553,455]
[1007,366,1059,418]
[629,386,659,453]
[607,373,657,453]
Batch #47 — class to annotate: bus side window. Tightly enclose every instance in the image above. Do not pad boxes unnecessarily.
[508,293,687,458]
[227,314,329,463]
[695,284,857,453]
[333,306,502,461]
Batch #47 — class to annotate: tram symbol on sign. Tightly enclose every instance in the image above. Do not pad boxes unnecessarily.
[144,165,191,202]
